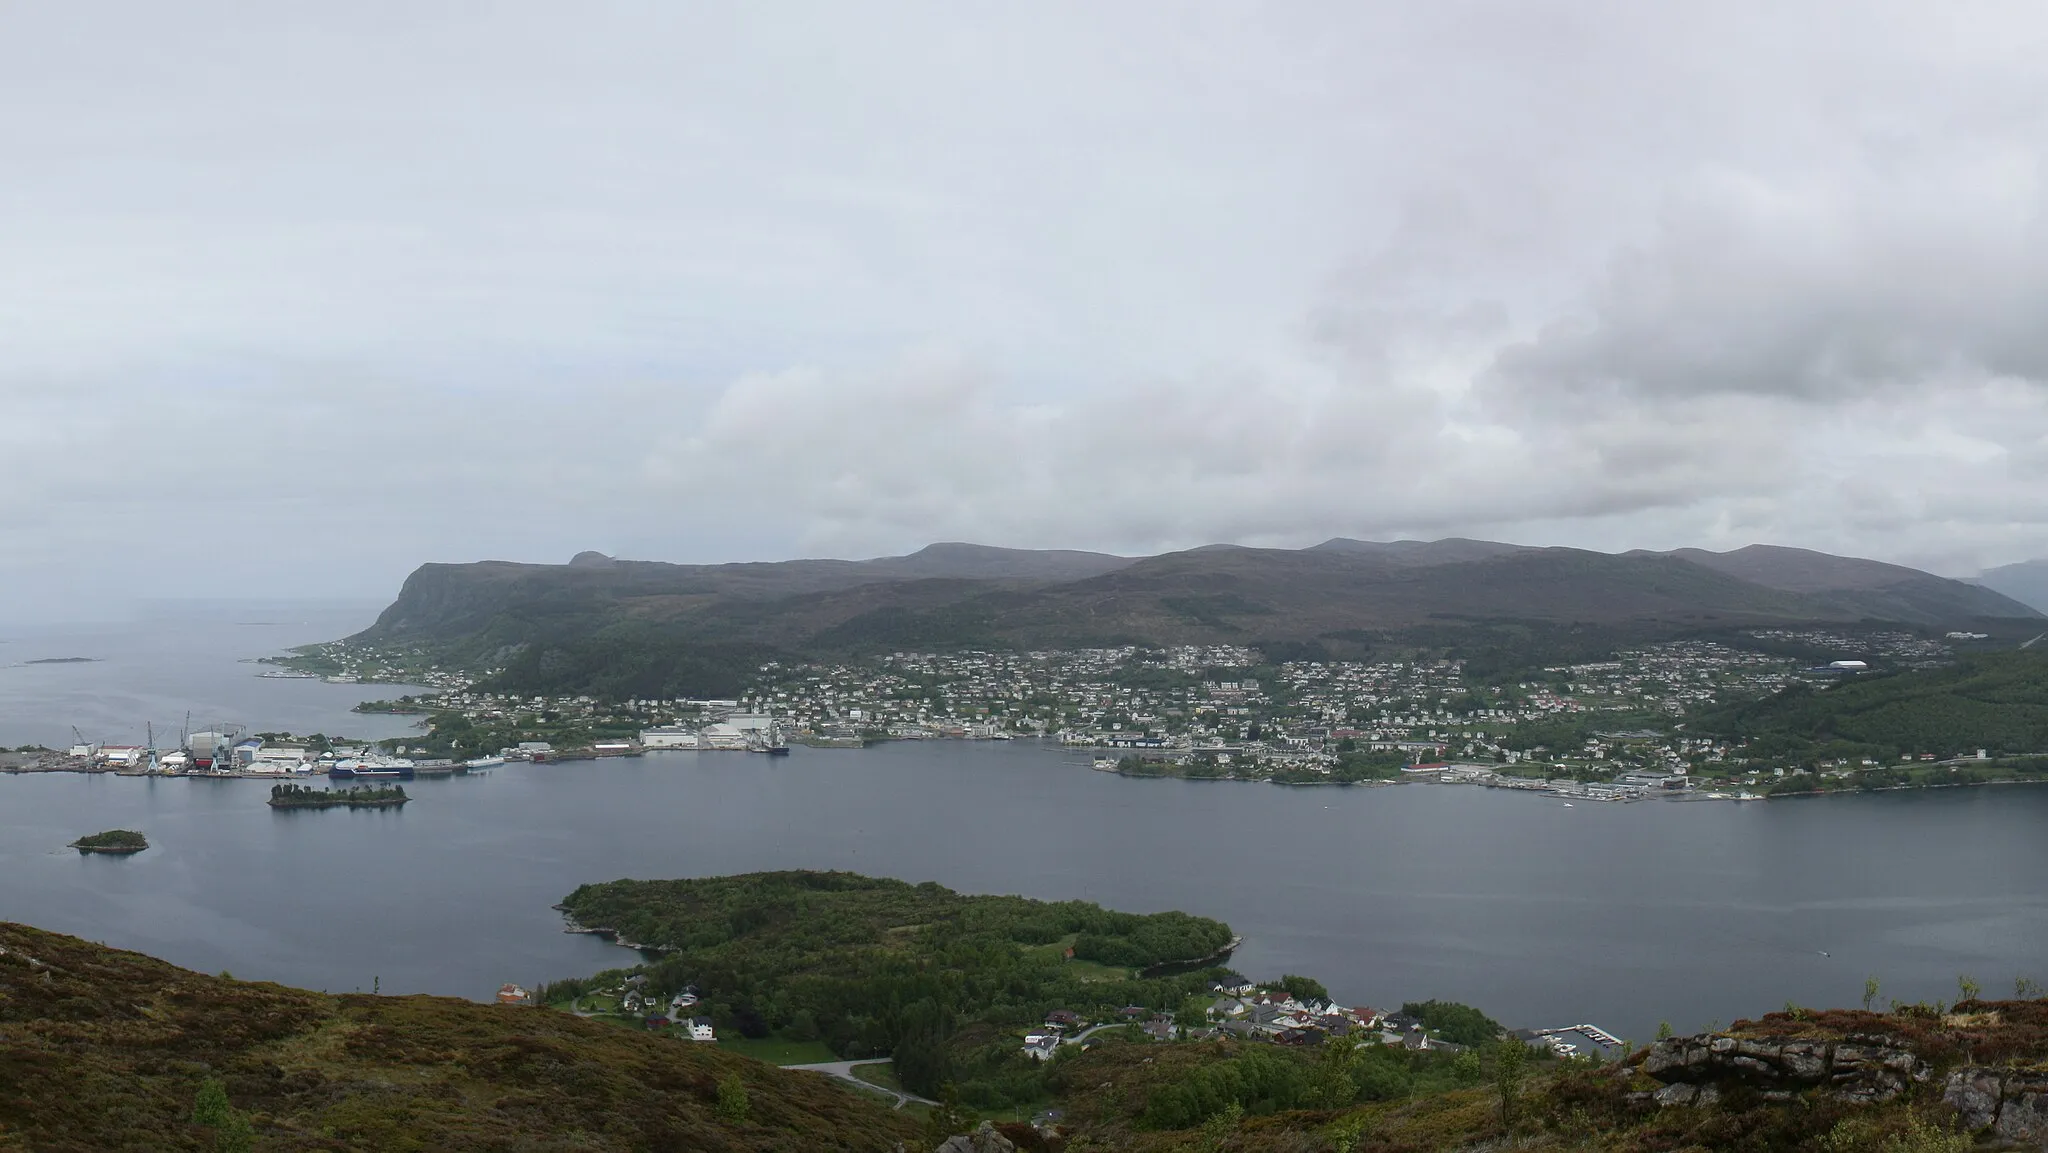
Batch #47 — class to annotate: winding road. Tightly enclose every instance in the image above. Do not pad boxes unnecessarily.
[788,1025,1135,1109]
[785,1059,937,1109]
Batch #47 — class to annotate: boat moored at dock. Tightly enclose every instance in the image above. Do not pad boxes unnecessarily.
[329,756,417,780]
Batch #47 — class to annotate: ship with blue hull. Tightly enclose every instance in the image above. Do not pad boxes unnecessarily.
[329,757,417,780]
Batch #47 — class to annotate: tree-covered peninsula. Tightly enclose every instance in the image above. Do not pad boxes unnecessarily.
[267,782,409,809]
[548,871,1238,1105]
[69,829,147,853]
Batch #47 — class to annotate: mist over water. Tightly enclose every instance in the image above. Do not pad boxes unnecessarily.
[0,602,427,749]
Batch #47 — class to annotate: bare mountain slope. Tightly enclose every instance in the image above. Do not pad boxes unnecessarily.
[1974,558,2048,616]
[1658,544,2037,620]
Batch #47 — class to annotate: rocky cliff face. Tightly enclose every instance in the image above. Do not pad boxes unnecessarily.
[1641,1031,1932,1104]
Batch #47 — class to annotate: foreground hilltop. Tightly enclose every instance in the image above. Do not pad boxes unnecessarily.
[349,539,2038,679]
[0,921,917,1152]
[9,911,2048,1151]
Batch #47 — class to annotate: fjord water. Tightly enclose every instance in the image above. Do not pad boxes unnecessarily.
[8,745,2048,1044]
[4,611,2048,1043]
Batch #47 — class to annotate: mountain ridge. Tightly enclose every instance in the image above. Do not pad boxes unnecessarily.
[351,540,2040,681]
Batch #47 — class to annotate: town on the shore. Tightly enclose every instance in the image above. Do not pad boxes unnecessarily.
[14,625,2030,802]
[259,626,2025,798]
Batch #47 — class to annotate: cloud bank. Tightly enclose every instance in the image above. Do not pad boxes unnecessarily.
[4,1,2048,617]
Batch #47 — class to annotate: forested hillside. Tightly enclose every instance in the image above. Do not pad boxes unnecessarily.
[1694,650,2048,761]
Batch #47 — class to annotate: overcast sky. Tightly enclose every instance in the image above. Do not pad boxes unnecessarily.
[5,2,2048,618]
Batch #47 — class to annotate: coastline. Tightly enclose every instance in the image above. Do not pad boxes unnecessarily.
[554,910,666,954]
[1764,775,2048,801]
[1139,934,1245,977]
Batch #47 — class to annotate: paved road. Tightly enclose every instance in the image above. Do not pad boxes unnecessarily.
[1068,1022,1130,1044]
[785,1059,937,1109]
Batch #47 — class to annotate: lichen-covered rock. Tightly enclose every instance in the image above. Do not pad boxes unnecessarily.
[1944,1067,2003,1131]
[1641,1031,1928,1104]
[1945,1066,2048,1143]
[935,1121,1016,1153]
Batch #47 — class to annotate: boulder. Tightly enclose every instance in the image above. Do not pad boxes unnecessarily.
[935,1121,1016,1153]
[1641,1031,1928,1104]
[1945,1066,2048,1143]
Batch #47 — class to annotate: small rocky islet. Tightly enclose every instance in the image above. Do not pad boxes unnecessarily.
[69,829,147,854]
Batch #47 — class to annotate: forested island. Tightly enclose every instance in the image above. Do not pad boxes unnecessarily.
[267,783,409,809]
[547,871,1250,1107]
[69,829,147,853]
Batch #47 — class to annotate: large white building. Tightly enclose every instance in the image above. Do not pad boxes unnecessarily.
[639,727,700,749]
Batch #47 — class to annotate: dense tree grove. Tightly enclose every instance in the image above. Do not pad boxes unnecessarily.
[1400,1000,1505,1047]
[484,635,778,701]
[1696,652,2048,761]
[547,871,1237,1103]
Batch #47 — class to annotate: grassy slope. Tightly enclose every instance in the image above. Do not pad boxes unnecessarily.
[0,922,918,1153]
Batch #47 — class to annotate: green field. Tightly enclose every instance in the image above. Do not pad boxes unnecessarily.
[717,1036,839,1065]
[852,1061,904,1091]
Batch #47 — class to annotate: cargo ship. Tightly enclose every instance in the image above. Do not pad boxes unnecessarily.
[329,756,417,780]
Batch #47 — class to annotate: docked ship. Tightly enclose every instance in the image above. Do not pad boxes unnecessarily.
[748,722,791,756]
[465,754,506,769]
[329,756,417,780]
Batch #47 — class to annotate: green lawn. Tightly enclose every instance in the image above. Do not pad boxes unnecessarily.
[852,1062,903,1091]
[1021,933,1135,982]
[1065,958,1132,983]
[716,1036,839,1065]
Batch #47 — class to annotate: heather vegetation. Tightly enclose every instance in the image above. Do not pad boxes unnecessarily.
[0,921,918,1152]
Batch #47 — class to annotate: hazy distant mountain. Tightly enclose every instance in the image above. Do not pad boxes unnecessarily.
[857,542,1133,582]
[1974,559,2048,616]
[1655,544,2035,621]
[354,539,2040,668]
[1308,537,1532,566]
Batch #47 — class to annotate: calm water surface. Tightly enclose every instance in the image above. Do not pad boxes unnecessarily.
[2,606,2045,1043]
[0,602,428,749]
[7,743,2048,1043]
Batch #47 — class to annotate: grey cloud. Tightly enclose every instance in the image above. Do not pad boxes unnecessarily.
[8,1,2048,619]
[1492,169,2048,404]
